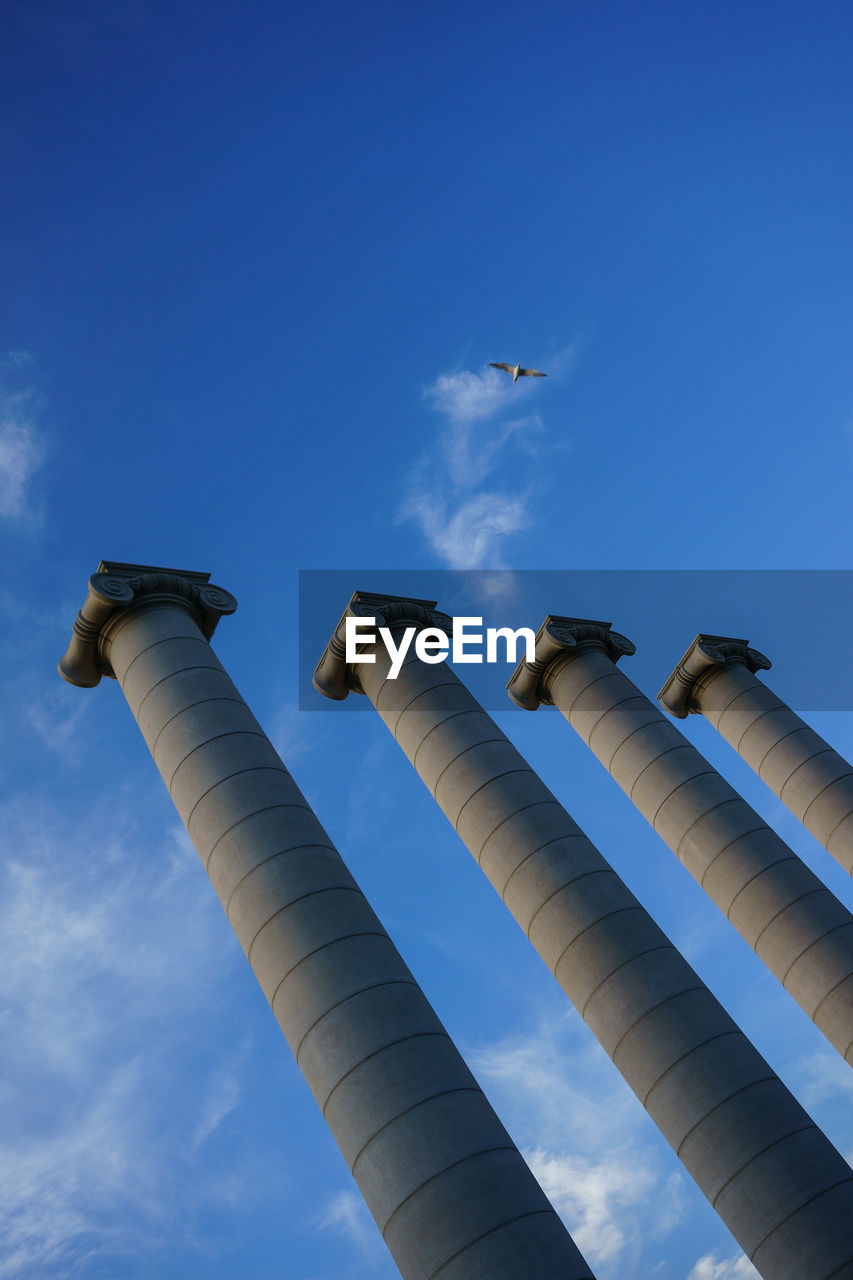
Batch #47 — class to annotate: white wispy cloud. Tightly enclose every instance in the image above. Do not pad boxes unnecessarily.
[191,1066,243,1151]
[788,1048,853,1166]
[468,1011,640,1150]
[527,1146,655,1266]
[400,346,576,569]
[25,689,90,757]
[424,367,513,428]
[445,409,540,490]
[0,1057,177,1280]
[1,350,36,370]
[267,698,329,766]
[686,1251,758,1280]
[313,1189,381,1257]
[791,1048,853,1110]
[0,358,44,522]
[403,486,532,569]
[0,795,261,1277]
[468,1010,688,1278]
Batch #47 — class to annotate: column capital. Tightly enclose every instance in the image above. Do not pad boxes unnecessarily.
[313,591,453,700]
[657,634,772,718]
[58,560,237,688]
[507,615,636,710]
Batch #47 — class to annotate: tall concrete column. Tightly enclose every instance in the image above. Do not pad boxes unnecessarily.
[314,591,853,1280]
[58,563,596,1280]
[508,615,853,1068]
[659,634,853,874]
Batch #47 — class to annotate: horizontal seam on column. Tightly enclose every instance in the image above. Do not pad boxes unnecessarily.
[151,695,247,755]
[380,1146,516,1240]
[628,743,699,805]
[781,917,853,989]
[649,766,720,828]
[674,1073,778,1158]
[121,632,208,686]
[392,648,444,691]
[675,797,744,862]
[294,979,420,1061]
[388,679,466,738]
[350,1087,483,1175]
[730,700,786,752]
[168,729,270,789]
[722,857,801,929]
[780,747,837,802]
[751,885,827,957]
[428,1210,561,1280]
[183,762,292,834]
[208,805,324,875]
[246,887,365,964]
[812,967,853,1030]
[184,766,290,831]
[603,712,670,772]
[268,931,393,1013]
[643,1028,743,1108]
[826,807,853,855]
[321,1031,450,1115]
[454,769,535,841]
[828,1255,853,1280]
[412,708,487,774]
[526,869,621,938]
[501,834,595,902]
[698,826,779,891]
[109,605,197,648]
[711,682,771,738]
[711,1123,815,1209]
[585,692,654,756]
[751,1177,853,1268]
[610,985,706,1061]
[827,1245,853,1280]
[564,668,620,725]
[375,674,457,730]
[756,724,813,775]
[578,943,673,1021]
[478,799,568,870]
[107,606,156,646]
[222,840,339,910]
[432,736,511,797]
[135,661,224,719]
[801,766,853,828]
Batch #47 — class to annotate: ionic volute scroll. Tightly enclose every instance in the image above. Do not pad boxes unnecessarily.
[58,561,237,687]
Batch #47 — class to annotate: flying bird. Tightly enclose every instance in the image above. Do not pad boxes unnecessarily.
[489,362,547,383]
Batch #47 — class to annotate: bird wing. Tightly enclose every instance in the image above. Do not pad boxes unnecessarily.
[518,367,547,377]
[489,363,514,373]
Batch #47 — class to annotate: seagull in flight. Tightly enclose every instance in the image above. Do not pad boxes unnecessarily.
[489,361,547,383]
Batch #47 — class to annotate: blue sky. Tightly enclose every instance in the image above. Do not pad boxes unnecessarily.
[3,2,853,1277]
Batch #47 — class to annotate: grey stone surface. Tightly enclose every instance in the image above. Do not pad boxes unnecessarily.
[660,634,853,874]
[509,616,853,1067]
[314,591,853,1280]
[59,564,595,1280]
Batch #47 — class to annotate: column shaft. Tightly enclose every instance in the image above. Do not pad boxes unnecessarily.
[314,594,853,1280]
[660,636,853,874]
[60,569,594,1280]
[510,618,853,1068]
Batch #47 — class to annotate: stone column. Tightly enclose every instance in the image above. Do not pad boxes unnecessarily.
[314,591,853,1280]
[508,615,853,1069]
[58,563,595,1280]
[659,634,853,874]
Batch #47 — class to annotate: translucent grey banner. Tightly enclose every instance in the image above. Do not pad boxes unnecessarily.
[299,570,853,711]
